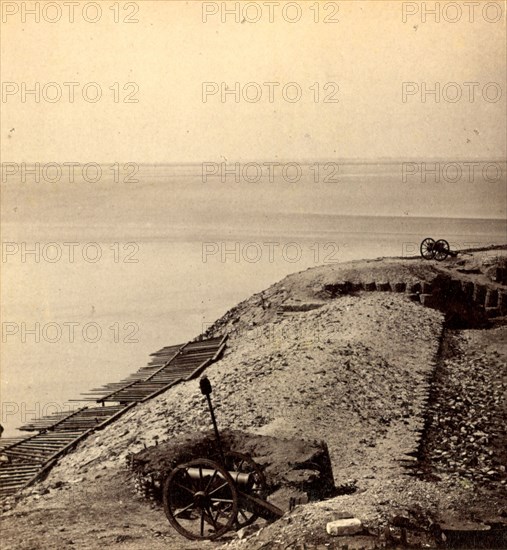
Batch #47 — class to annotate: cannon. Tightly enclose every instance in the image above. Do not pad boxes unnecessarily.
[162,376,283,540]
[420,238,457,261]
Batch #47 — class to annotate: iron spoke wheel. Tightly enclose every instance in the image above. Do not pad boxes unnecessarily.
[224,451,268,529]
[163,458,238,540]
[434,239,450,261]
[420,237,436,260]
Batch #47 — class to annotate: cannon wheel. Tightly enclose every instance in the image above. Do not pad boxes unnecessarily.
[420,237,436,260]
[163,458,238,540]
[434,239,450,261]
[225,451,268,529]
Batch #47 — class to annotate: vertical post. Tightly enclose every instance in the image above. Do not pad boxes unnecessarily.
[200,376,225,465]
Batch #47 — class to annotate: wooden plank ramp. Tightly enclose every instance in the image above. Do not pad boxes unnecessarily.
[0,335,227,499]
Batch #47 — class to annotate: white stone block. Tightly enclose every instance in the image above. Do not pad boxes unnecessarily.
[326,517,362,536]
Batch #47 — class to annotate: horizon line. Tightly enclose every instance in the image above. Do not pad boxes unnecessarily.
[6,158,507,166]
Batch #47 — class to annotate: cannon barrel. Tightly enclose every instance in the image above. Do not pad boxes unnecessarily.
[186,466,252,487]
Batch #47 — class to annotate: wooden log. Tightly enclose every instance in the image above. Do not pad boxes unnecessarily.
[485,289,499,308]
[392,282,406,292]
[473,284,487,305]
[376,282,391,291]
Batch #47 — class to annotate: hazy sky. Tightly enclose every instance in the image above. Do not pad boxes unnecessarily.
[1,0,506,163]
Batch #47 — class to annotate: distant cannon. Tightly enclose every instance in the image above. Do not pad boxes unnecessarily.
[420,238,457,262]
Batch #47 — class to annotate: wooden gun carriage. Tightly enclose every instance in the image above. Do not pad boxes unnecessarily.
[162,377,283,540]
[420,238,457,261]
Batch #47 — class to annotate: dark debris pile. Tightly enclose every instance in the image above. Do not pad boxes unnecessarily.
[421,330,507,489]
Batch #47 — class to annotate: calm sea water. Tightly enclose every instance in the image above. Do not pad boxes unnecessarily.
[1,162,506,436]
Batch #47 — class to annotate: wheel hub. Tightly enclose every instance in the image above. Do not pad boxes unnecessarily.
[194,490,208,507]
